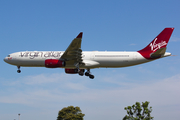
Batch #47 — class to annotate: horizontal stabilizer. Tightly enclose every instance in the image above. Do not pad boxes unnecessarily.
[150,47,166,58]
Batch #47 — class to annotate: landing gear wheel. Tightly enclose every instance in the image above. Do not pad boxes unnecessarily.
[79,71,84,76]
[17,70,21,73]
[86,69,95,79]
[89,74,94,79]
[85,72,90,76]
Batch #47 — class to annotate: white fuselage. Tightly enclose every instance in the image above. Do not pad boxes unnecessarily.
[4,51,170,69]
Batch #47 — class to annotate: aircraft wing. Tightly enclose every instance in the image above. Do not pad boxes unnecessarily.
[60,32,83,65]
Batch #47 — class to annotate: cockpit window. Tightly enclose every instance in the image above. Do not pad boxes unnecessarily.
[7,55,10,57]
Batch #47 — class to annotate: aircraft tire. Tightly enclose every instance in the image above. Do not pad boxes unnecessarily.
[85,72,90,76]
[79,71,84,76]
[17,70,21,73]
[89,75,94,79]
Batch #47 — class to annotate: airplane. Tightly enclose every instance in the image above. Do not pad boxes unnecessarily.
[4,28,174,79]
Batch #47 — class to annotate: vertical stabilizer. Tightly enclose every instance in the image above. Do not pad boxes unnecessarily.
[138,28,174,59]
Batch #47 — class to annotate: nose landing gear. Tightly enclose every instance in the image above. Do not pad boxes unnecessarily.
[17,66,21,73]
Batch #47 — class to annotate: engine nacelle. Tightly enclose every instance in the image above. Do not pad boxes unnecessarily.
[45,59,66,68]
[65,68,85,74]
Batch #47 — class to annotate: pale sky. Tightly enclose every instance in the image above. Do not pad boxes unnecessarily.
[0,0,180,120]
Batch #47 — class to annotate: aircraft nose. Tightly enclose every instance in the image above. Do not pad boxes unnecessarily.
[4,57,8,63]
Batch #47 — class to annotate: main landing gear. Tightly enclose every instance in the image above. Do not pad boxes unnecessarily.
[75,63,94,79]
[78,69,85,76]
[78,69,94,79]
[17,66,21,73]
[85,69,94,79]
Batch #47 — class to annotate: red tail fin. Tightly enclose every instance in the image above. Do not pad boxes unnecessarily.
[138,28,174,59]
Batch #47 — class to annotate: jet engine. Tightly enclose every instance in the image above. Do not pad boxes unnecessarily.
[45,59,66,68]
[65,68,84,74]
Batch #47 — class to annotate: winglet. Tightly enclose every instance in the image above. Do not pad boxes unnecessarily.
[76,32,83,38]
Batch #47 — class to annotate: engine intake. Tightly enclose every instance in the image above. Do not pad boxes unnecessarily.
[45,59,65,68]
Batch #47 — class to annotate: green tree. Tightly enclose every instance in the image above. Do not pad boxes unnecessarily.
[57,106,85,120]
[123,101,153,120]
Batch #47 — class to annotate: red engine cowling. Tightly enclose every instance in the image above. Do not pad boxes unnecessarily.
[45,59,66,68]
[65,69,85,74]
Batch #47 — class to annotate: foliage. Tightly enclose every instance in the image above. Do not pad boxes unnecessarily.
[57,106,85,120]
[123,101,153,120]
